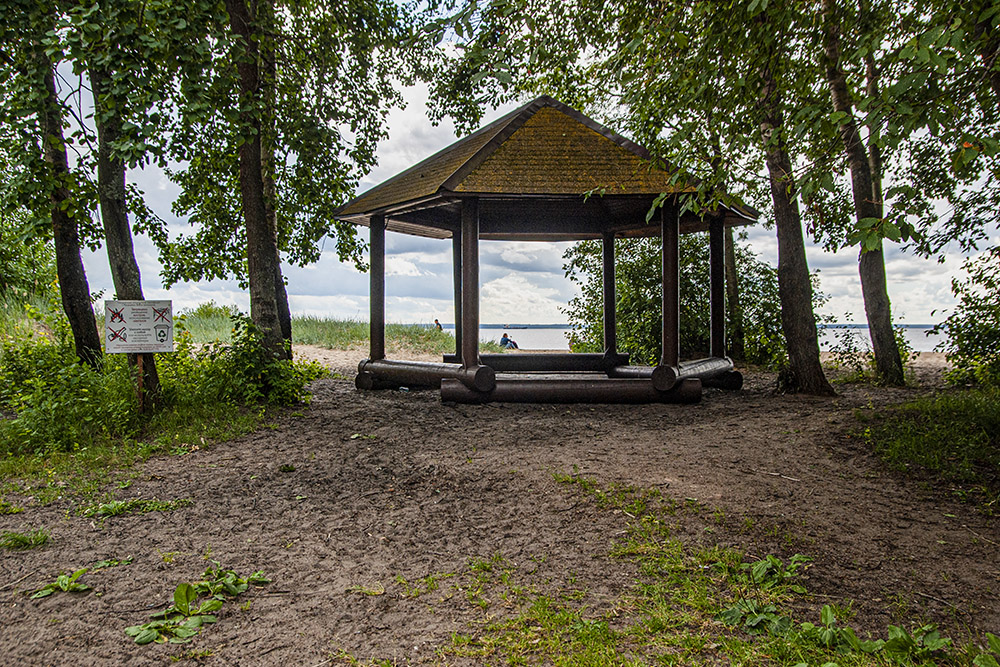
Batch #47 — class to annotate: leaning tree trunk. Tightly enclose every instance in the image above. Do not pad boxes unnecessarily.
[38,53,102,368]
[226,0,284,357]
[90,66,162,408]
[822,0,904,385]
[758,58,835,396]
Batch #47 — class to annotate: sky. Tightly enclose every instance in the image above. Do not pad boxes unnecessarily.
[81,85,992,327]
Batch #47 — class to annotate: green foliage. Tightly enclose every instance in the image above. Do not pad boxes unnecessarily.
[0,330,139,456]
[91,556,133,571]
[194,561,270,600]
[30,568,90,598]
[973,633,1000,667]
[157,0,418,286]
[883,624,953,662]
[0,209,56,299]
[126,582,222,645]
[0,305,319,461]
[125,563,268,645]
[562,234,785,366]
[0,498,24,514]
[795,605,885,654]
[937,247,1000,387]
[200,316,327,405]
[0,528,49,551]
[860,387,1000,512]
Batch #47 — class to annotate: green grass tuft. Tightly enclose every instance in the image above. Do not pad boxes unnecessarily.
[0,528,49,551]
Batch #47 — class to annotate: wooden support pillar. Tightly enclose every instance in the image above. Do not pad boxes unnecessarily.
[660,201,680,368]
[602,232,617,354]
[460,198,480,368]
[709,216,726,358]
[452,227,463,362]
[369,214,386,361]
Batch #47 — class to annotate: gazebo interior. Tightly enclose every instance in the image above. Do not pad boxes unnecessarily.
[334,96,759,403]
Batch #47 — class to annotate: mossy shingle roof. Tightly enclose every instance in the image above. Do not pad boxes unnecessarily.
[335,96,757,240]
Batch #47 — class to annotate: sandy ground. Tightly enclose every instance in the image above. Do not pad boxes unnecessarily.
[1,348,997,666]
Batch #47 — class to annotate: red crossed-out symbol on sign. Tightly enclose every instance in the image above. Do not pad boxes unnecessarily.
[152,307,170,322]
[109,307,126,323]
[109,327,127,342]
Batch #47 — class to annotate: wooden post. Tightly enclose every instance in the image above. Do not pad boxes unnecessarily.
[452,227,463,363]
[661,201,680,367]
[369,214,385,361]
[460,199,479,368]
[136,353,145,414]
[709,216,726,358]
[602,232,617,354]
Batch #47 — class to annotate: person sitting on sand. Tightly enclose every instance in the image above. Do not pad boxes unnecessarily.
[500,333,519,349]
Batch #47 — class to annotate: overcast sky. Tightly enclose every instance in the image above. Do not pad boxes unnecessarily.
[82,85,993,326]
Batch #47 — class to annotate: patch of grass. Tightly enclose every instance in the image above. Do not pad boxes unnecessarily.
[91,556,134,571]
[396,572,456,598]
[0,527,49,551]
[82,497,192,518]
[0,498,24,514]
[860,387,1000,512]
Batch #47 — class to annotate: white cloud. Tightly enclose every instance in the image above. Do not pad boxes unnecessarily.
[385,257,427,277]
[480,273,567,324]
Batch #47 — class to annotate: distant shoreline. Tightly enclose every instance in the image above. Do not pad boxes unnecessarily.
[433,323,943,330]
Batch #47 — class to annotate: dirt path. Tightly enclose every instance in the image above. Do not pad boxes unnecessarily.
[1,349,996,665]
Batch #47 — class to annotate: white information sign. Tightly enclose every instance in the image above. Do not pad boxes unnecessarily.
[105,300,174,353]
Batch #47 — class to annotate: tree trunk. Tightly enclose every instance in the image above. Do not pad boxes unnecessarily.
[259,1,292,359]
[821,0,904,385]
[708,131,744,361]
[38,54,102,368]
[226,0,284,357]
[90,66,162,406]
[758,56,835,396]
[724,226,744,361]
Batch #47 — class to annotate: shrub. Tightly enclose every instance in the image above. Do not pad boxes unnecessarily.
[0,331,138,455]
[937,247,1000,387]
[204,316,326,405]
[0,313,324,456]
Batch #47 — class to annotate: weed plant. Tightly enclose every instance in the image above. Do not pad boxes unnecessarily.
[31,568,90,598]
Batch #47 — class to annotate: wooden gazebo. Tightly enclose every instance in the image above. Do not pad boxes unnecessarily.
[334,96,757,403]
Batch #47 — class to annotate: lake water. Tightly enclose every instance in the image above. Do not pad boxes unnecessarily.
[442,324,946,352]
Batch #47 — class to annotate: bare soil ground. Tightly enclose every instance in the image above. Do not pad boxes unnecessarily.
[1,348,997,665]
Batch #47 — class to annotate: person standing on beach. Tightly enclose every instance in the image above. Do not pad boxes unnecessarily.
[434,319,443,331]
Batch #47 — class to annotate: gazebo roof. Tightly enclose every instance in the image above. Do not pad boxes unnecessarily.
[335,96,758,241]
